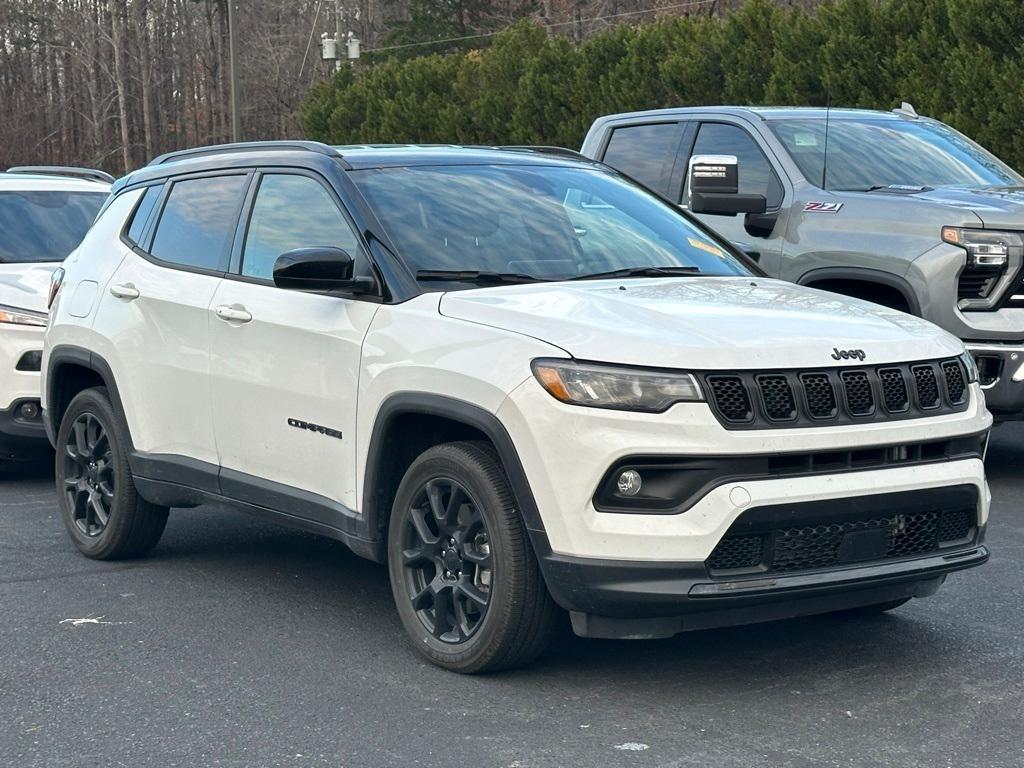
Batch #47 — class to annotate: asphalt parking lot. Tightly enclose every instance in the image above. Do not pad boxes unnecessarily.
[1,427,1021,768]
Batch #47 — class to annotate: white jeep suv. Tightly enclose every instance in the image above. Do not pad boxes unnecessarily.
[0,167,110,460]
[42,142,991,673]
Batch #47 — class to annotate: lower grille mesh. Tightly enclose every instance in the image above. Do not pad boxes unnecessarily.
[707,508,975,574]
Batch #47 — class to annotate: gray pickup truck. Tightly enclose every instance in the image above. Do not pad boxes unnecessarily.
[581,105,1024,420]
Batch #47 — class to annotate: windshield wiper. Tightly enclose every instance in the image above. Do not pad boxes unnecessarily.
[834,184,929,193]
[415,269,551,284]
[570,266,702,281]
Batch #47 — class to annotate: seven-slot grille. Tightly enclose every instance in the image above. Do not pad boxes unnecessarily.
[703,358,969,430]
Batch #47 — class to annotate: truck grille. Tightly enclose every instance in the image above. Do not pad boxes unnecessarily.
[958,270,998,300]
[706,486,979,575]
[703,358,969,430]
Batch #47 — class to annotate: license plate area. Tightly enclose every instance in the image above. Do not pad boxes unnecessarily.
[836,528,890,564]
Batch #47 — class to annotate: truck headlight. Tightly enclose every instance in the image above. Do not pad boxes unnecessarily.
[942,227,1020,269]
[959,350,979,383]
[532,359,703,413]
[0,304,47,327]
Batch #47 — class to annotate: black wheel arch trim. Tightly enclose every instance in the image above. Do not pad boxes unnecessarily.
[798,267,922,316]
[45,345,131,450]
[363,392,548,542]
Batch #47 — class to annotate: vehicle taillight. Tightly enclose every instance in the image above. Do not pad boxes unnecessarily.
[48,267,65,309]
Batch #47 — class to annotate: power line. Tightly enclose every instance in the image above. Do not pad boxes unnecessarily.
[298,0,326,82]
[362,0,716,55]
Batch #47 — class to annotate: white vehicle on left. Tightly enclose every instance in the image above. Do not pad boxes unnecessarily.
[0,166,111,461]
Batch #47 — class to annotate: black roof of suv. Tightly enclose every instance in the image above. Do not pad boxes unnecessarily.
[114,142,599,193]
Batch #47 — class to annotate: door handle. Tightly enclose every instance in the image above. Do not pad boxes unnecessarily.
[214,304,253,323]
[109,282,140,300]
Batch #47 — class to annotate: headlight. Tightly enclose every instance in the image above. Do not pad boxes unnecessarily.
[942,227,1020,269]
[959,350,979,383]
[0,304,47,327]
[531,359,703,413]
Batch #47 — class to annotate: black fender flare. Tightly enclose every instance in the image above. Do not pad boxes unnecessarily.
[45,345,129,448]
[362,392,548,544]
[797,266,921,316]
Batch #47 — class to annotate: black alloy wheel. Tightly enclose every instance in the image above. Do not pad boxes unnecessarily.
[55,386,169,560]
[400,477,494,643]
[62,412,115,537]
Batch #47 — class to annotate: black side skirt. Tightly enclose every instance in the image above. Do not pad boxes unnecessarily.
[130,451,383,562]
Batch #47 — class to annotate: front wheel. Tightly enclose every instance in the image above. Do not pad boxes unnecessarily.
[387,441,559,673]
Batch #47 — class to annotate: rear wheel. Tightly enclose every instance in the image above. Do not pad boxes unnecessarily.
[387,441,559,673]
[55,387,168,559]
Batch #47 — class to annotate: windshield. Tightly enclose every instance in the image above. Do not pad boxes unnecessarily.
[350,164,752,282]
[0,190,107,263]
[768,117,1024,190]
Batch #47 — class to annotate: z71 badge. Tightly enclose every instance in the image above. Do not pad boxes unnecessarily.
[804,201,843,213]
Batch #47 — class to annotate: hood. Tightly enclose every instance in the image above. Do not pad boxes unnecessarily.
[0,262,58,314]
[439,278,963,370]
[892,186,1024,229]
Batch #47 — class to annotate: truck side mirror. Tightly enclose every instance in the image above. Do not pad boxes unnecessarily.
[688,154,767,216]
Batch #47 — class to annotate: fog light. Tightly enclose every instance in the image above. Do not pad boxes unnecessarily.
[19,402,39,420]
[616,469,642,497]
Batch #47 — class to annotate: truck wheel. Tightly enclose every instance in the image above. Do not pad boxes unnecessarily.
[55,387,168,560]
[387,441,559,673]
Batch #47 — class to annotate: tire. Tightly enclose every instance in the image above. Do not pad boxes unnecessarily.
[387,441,559,673]
[55,386,168,560]
[842,598,911,615]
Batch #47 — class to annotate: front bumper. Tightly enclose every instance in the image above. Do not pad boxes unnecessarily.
[536,482,988,638]
[552,543,988,639]
[499,376,991,637]
[0,323,47,456]
[966,343,1024,419]
[500,377,991,561]
[0,400,50,457]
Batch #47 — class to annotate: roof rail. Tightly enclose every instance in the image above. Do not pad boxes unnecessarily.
[6,166,115,184]
[495,145,588,160]
[149,141,339,166]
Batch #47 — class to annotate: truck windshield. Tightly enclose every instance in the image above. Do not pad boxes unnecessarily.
[351,164,752,282]
[768,117,1024,191]
[0,190,107,263]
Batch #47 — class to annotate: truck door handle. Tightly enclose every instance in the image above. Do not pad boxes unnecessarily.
[214,304,252,324]
[109,282,140,300]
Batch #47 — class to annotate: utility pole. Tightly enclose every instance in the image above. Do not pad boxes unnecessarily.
[227,0,240,141]
[335,0,345,73]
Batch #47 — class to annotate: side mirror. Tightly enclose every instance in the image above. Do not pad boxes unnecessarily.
[272,247,374,293]
[688,154,768,216]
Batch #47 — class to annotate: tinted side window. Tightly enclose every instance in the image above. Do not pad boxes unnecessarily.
[125,185,163,245]
[150,175,247,271]
[241,174,359,280]
[601,123,684,195]
[689,123,784,208]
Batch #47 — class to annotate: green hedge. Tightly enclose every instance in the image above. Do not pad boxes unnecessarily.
[301,0,1024,169]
